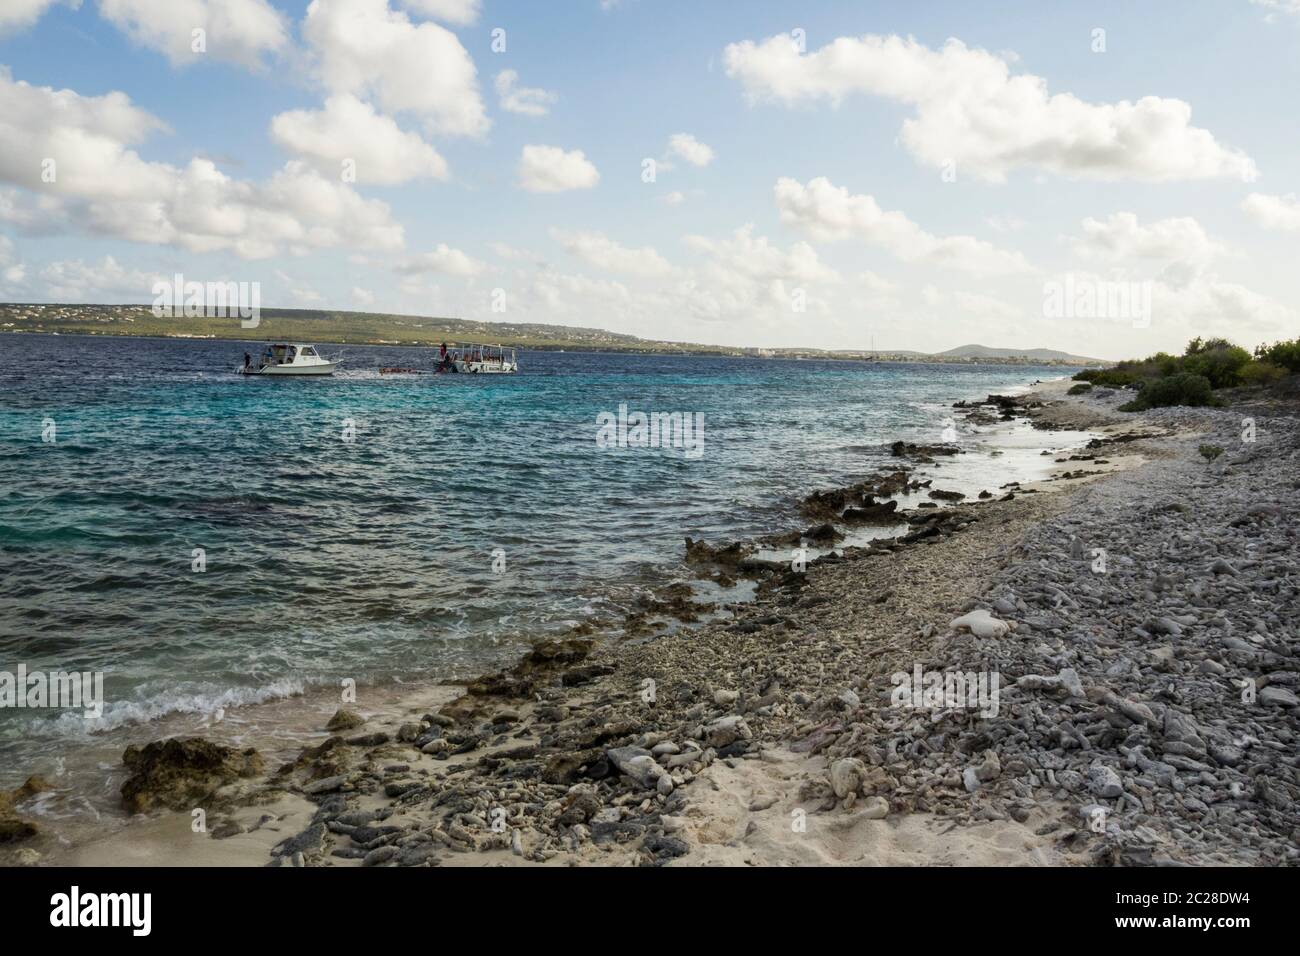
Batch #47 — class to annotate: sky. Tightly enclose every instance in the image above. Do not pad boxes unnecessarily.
[0,0,1298,359]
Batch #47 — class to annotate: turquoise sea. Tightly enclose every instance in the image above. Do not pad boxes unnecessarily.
[0,333,1077,791]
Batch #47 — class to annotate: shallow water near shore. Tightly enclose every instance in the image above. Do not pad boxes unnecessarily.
[0,333,1088,830]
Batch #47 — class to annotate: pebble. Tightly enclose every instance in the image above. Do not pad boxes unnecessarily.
[861,796,889,820]
[949,609,1011,639]
[1087,763,1124,799]
[363,846,398,867]
[606,747,662,788]
[1259,686,1298,708]
[303,775,347,795]
[704,715,752,748]
[830,758,866,798]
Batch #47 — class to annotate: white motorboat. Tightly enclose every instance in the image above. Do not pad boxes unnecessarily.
[438,344,518,374]
[238,343,339,376]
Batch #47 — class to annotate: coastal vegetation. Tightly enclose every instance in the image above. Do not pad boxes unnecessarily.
[1073,336,1299,411]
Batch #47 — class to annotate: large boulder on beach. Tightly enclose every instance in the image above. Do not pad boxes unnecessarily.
[684,537,752,567]
[842,499,898,523]
[0,776,54,844]
[120,737,265,814]
[0,815,38,844]
[325,709,364,732]
[803,523,842,543]
[928,489,966,502]
[891,441,959,459]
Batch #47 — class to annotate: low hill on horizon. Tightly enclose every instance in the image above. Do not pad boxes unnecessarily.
[0,303,1111,366]
[935,343,1109,365]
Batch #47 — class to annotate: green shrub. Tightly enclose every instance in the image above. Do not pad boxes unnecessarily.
[1075,367,1140,388]
[1199,444,1224,464]
[1182,338,1252,388]
[1254,339,1300,374]
[1091,337,1282,406]
[1076,349,1187,389]
[1152,352,1183,376]
[1119,372,1216,411]
[1239,360,1288,386]
[1067,382,1093,395]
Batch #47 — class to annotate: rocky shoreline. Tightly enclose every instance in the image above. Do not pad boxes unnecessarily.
[6,379,1297,867]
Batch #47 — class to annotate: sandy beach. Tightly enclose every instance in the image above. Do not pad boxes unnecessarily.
[5,378,1296,868]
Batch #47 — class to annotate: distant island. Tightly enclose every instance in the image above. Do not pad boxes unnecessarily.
[0,303,1110,366]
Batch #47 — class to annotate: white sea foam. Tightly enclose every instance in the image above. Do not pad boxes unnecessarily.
[7,677,310,739]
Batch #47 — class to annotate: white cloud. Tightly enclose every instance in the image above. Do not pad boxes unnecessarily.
[0,69,405,258]
[858,270,897,294]
[490,226,841,336]
[725,33,1257,183]
[517,145,600,192]
[396,244,485,277]
[552,229,674,277]
[1043,265,1294,345]
[1071,212,1225,263]
[667,133,715,167]
[0,235,25,286]
[162,159,406,258]
[351,287,376,305]
[1242,192,1300,231]
[99,0,288,69]
[953,290,1021,321]
[399,0,480,25]
[1251,0,1300,18]
[985,215,1027,233]
[495,70,557,117]
[525,269,633,318]
[39,255,161,300]
[464,223,849,338]
[489,242,544,264]
[0,187,66,233]
[774,176,1030,276]
[685,224,837,284]
[662,191,686,206]
[919,286,1022,324]
[0,66,170,198]
[303,0,488,138]
[0,0,67,34]
[1155,274,1294,337]
[270,94,449,185]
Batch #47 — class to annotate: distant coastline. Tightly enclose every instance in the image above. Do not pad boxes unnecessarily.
[0,303,1111,367]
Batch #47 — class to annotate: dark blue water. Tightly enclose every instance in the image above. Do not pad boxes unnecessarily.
[0,333,1067,764]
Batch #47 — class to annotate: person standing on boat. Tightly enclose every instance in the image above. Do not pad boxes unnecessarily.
[243,352,251,370]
